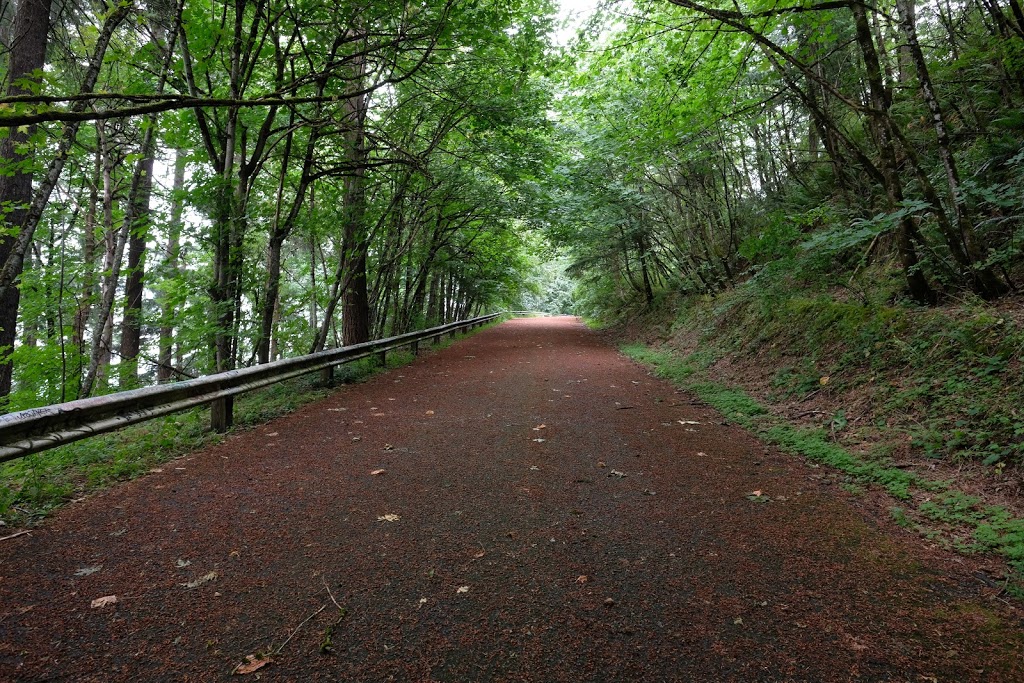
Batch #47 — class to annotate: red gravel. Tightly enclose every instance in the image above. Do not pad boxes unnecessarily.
[1,317,1022,682]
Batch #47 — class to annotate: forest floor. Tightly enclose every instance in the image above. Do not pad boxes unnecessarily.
[1,317,1023,682]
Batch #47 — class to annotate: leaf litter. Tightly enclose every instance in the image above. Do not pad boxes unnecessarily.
[181,571,218,589]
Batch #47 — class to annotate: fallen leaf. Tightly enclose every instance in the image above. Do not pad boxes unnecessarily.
[234,654,272,675]
[473,550,486,559]
[642,489,656,496]
[848,637,869,652]
[370,469,386,476]
[751,490,762,497]
[597,461,607,468]
[378,514,401,522]
[456,586,470,594]
[531,438,546,443]
[819,376,830,386]
[532,424,547,431]
[610,470,627,478]
[677,420,701,425]
[418,597,428,608]
[575,575,589,584]
[176,559,192,568]
[603,597,615,606]
[425,410,435,415]
[733,617,744,625]
[181,571,218,589]
[265,432,279,437]
[75,565,102,576]
[383,444,394,451]
[90,595,117,608]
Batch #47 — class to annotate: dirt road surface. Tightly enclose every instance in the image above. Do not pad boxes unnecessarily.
[2,317,1022,681]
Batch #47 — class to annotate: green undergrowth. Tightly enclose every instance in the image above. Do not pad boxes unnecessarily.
[0,325,493,527]
[677,281,1024,466]
[624,343,1024,595]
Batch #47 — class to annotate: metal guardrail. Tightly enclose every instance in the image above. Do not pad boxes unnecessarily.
[0,313,503,463]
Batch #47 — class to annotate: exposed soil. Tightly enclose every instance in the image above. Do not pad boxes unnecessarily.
[1,317,1022,682]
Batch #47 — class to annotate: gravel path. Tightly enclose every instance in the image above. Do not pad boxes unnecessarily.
[1,317,1022,682]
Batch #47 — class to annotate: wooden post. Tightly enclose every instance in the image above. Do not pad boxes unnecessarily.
[410,340,419,356]
[211,396,233,433]
[320,366,334,385]
[376,350,386,368]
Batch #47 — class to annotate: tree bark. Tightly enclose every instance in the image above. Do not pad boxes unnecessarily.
[0,0,52,401]
[157,150,185,382]
[341,51,371,347]
[851,0,935,304]
[895,0,1007,298]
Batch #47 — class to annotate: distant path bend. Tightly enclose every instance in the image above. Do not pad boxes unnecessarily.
[1,317,1022,681]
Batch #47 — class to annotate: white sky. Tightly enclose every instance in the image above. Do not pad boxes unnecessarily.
[554,0,602,45]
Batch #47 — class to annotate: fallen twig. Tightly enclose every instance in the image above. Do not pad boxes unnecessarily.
[321,577,343,612]
[274,604,326,656]
[0,530,31,543]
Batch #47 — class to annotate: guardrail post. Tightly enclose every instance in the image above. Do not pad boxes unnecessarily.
[320,366,334,385]
[211,396,233,433]
[410,340,419,356]
[376,350,386,368]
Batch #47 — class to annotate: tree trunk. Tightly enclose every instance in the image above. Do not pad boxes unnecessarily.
[158,150,186,382]
[81,125,130,398]
[74,148,101,359]
[851,0,935,304]
[341,51,371,347]
[118,152,154,388]
[0,0,52,401]
[895,0,1007,299]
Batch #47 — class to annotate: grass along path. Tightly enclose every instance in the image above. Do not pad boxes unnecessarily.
[624,343,1024,597]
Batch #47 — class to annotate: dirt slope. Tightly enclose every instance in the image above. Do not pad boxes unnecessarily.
[1,317,1021,682]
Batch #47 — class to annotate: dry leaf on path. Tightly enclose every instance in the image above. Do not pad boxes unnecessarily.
[532,424,546,431]
[233,654,272,675]
[181,571,218,589]
[425,410,435,415]
[610,470,627,478]
[531,438,546,443]
[378,514,401,522]
[456,586,470,594]
[370,469,386,476]
[75,565,102,576]
[677,420,700,425]
[90,595,117,608]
